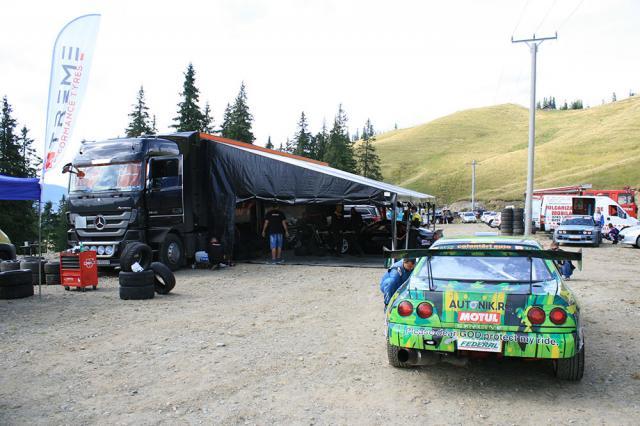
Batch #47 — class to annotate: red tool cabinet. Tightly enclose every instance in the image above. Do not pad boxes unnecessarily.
[60,251,98,291]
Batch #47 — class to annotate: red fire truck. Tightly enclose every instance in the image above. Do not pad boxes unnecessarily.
[533,185,638,218]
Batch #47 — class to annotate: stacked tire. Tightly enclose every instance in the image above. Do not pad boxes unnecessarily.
[0,260,21,272]
[118,243,176,300]
[19,258,45,286]
[0,270,34,299]
[44,261,61,286]
[501,208,514,235]
[513,208,525,236]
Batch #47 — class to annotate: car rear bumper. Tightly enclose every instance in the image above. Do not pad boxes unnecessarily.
[620,234,637,245]
[387,323,578,359]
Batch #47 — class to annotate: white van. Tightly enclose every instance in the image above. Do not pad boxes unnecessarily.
[539,195,638,231]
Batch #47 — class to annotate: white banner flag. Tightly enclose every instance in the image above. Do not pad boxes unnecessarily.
[43,14,101,179]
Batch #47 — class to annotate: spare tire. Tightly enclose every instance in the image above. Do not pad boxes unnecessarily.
[119,284,155,300]
[44,261,60,274]
[1,260,21,272]
[150,262,176,295]
[0,283,34,299]
[119,270,155,288]
[0,270,32,287]
[119,243,153,272]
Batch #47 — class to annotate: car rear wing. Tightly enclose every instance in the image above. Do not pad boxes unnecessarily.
[383,247,582,293]
[384,247,581,265]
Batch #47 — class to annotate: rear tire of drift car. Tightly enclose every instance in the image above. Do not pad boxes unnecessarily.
[554,346,585,381]
[387,341,412,369]
[636,236,640,249]
[119,243,153,272]
[159,234,183,271]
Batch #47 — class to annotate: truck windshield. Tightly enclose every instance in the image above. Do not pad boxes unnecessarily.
[71,162,142,193]
[415,256,553,283]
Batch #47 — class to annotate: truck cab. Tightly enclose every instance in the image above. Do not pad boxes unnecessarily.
[65,133,207,270]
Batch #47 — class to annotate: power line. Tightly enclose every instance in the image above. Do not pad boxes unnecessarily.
[557,0,585,31]
[536,0,558,33]
[512,0,532,37]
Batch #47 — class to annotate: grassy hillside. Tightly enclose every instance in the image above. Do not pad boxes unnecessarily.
[375,97,640,203]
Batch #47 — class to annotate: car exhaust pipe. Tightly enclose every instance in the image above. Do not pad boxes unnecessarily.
[398,349,439,366]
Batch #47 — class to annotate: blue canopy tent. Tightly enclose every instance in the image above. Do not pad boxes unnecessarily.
[0,174,42,296]
[0,174,41,201]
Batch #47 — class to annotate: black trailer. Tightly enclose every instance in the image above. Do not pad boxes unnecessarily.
[65,132,433,269]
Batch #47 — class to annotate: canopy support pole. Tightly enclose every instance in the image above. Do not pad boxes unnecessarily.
[391,193,397,252]
[37,199,42,297]
[405,203,410,250]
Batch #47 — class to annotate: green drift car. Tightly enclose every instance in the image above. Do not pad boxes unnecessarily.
[385,237,584,381]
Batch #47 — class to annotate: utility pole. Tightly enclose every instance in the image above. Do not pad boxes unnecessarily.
[512,33,557,235]
[471,160,477,212]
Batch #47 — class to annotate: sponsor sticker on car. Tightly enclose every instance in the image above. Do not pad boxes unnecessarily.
[457,337,502,353]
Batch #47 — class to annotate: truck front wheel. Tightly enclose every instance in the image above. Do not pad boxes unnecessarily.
[160,234,183,271]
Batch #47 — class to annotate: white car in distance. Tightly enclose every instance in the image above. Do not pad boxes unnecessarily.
[460,211,477,223]
[619,225,640,248]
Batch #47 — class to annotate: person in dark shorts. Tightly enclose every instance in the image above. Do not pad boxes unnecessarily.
[262,206,289,264]
[349,207,365,256]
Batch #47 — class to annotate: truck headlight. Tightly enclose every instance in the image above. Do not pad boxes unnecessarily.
[90,245,98,252]
[97,245,105,255]
[105,245,114,256]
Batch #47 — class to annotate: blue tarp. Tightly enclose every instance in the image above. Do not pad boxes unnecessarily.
[0,174,41,201]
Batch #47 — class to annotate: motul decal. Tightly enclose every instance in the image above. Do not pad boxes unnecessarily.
[458,311,501,324]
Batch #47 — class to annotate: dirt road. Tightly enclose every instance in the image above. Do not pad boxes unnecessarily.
[1,223,639,424]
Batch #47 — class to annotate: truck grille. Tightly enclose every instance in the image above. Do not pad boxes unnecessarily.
[76,211,131,239]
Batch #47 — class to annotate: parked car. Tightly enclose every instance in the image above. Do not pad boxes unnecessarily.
[0,229,16,260]
[553,215,602,247]
[618,225,640,248]
[459,212,477,223]
[384,236,584,381]
[480,211,497,223]
[360,221,442,253]
[344,205,381,223]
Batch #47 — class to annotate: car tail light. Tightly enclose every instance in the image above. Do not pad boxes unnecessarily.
[397,301,413,316]
[549,308,567,325]
[527,307,546,324]
[416,303,433,318]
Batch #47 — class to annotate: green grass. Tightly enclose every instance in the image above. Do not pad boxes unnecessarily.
[374,97,640,203]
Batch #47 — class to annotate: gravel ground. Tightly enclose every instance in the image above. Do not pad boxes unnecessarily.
[1,223,639,425]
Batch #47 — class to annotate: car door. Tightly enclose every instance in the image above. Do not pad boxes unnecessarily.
[145,156,184,228]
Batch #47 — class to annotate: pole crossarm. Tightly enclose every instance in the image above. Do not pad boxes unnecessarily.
[511,33,558,44]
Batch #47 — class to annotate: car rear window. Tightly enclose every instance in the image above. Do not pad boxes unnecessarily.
[415,256,553,283]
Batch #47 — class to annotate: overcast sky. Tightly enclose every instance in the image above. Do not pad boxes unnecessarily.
[2,0,639,184]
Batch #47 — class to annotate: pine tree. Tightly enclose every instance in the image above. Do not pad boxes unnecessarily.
[284,137,295,153]
[355,119,383,180]
[560,100,568,110]
[202,101,214,133]
[223,82,255,144]
[292,112,313,157]
[151,115,158,133]
[41,201,57,251]
[324,104,356,173]
[311,120,329,161]
[53,195,69,251]
[220,103,232,137]
[125,86,154,137]
[0,96,38,246]
[265,136,274,149]
[0,96,20,176]
[20,126,40,177]
[278,142,284,151]
[612,92,617,102]
[172,63,205,132]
